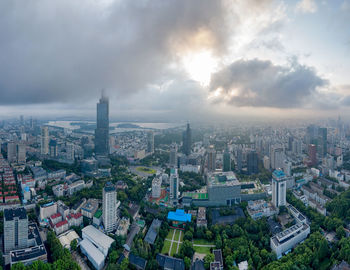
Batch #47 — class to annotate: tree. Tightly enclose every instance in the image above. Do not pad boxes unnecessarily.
[336,226,346,239]
[70,239,78,251]
[109,250,119,264]
[204,253,214,269]
[120,258,129,270]
[184,231,193,241]
[180,240,194,258]
[184,257,191,270]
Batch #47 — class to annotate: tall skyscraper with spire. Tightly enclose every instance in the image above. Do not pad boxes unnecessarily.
[182,122,192,156]
[95,91,109,156]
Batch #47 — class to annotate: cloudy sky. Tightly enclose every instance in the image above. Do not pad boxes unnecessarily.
[0,0,349,121]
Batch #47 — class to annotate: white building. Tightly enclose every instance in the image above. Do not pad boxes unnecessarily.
[272,170,287,208]
[270,223,310,258]
[169,168,179,203]
[80,239,105,270]
[40,202,57,220]
[152,177,162,198]
[263,156,270,170]
[102,182,118,233]
[82,225,114,257]
[169,143,178,167]
[283,160,292,177]
[180,164,201,174]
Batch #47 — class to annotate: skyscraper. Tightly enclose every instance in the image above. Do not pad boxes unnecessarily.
[236,148,242,172]
[308,144,317,166]
[7,141,17,163]
[272,170,287,208]
[95,92,109,156]
[169,168,179,204]
[318,128,327,157]
[17,142,26,164]
[147,131,154,154]
[103,182,117,233]
[223,147,231,172]
[49,139,58,157]
[182,123,192,156]
[169,143,178,167]
[207,145,216,171]
[4,207,28,253]
[247,150,258,175]
[41,126,49,155]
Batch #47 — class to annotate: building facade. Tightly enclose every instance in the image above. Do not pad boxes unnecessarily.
[102,182,118,233]
[95,92,109,156]
[4,207,28,253]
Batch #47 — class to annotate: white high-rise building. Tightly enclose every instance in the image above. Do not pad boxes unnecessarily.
[283,160,292,176]
[152,177,162,198]
[272,170,287,208]
[41,126,49,155]
[169,143,178,167]
[103,182,118,233]
[270,146,285,169]
[263,156,270,170]
[66,143,75,160]
[169,168,179,202]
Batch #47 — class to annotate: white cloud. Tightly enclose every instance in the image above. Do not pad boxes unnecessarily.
[296,0,317,13]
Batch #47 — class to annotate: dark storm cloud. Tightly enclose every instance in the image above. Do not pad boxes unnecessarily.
[209,58,328,108]
[0,0,232,105]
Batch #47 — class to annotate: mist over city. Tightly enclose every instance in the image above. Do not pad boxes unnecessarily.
[1,1,350,270]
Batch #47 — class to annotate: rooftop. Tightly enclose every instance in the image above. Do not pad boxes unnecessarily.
[208,171,239,187]
[80,239,105,265]
[273,170,286,180]
[167,209,192,223]
[144,219,162,245]
[4,207,27,221]
[82,225,114,250]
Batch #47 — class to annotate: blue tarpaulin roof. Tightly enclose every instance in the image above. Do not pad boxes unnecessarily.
[167,209,191,222]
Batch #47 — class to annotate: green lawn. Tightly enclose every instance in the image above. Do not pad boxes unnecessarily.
[174,229,181,241]
[193,239,214,245]
[193,246,212,255]
[170,242,179,256]
[135,166,156,174]
[165,229,175,240]
[161,240,171,254]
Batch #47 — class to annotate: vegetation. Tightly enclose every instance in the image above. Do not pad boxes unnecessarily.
[179,171,205,192]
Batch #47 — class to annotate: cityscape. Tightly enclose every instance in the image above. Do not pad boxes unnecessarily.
[1,1,350,270]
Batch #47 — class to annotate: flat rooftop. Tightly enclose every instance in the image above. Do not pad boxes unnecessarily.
[208,172,240,187]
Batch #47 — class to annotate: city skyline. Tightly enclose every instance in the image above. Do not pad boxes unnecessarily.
[0,0,350,121]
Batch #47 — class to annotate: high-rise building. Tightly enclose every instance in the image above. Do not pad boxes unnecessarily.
[247,150,258,175]
[236,148,242,172]
[17,142,26,164]
[103,182,117,233]
[207,145,216,171]
[308,144,317,166]
[4,207,28,253]
[223,147,231,172]
[66,143,75,160]
[7,141,17,163]
[263,156,270,170]
[288,136,293,151]
[169,143,178,167]
[49,139,58,157]
[272,170,287,208]
[147,131,154,154]
[283,160,292,176]
[182,123,192,156]
[41,126,49,155]
[318,128,327,157]
[169,168,179,203]
[95,92,109,156]
[152,177,162,198]
[270,146,284,169]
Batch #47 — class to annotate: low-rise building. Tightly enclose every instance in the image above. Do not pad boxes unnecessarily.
[81,199,99,219]
[82,225,114,257]
[144,219,162,245]
[197,207,207,227]
[247,200,277,220]
[80,238,105,270]
[270,223,310,258]
[116,217,130,236]
[67,213,83,227]
[54,220,69,235]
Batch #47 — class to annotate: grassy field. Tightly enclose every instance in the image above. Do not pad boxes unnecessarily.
[193,239,214,245]
[135,166,157,174]
[193,246,212,255]
[162,229,183,256]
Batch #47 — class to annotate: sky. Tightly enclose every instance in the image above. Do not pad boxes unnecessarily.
[0,0,350,122]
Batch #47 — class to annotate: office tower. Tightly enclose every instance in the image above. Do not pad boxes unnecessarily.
[103,182,117,233]
[263,155,270,170]
[247,150,258,175]
[272,170,287,208]
[41,126,49,155]
[7,141,17,163]
[223,147,231,172]
[20,115,24,126]
[283,160,292,176]
[318,128,327,157]
[152,177,162,198]
[308,144,317,166]
[17,142,26,164]
[95,92,109,156]
[182,123,192,156]
[207,145,216,171]
[147,131,154,154]
[169,143,178,167]
[49,139,58,157]
[4,207,28,253]
[292,139,302,155]
[288,136,293,151]
[169,168,179,203]
[306,125,318,145]
[236,148,242,172]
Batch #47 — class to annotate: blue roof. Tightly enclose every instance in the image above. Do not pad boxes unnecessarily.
[273,170,285,179]
[167,209,191,222]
